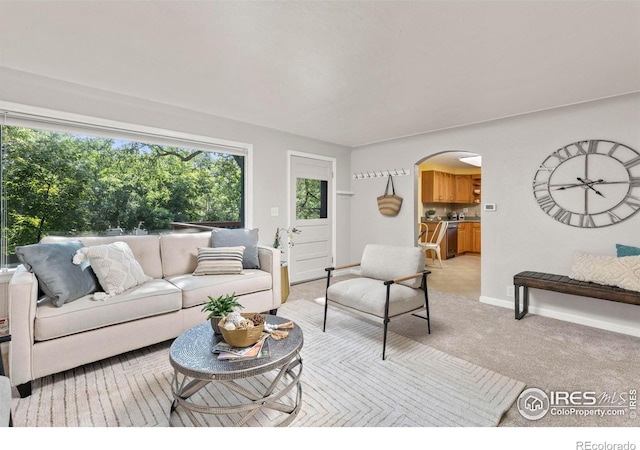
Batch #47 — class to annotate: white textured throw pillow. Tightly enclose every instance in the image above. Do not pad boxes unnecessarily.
[73,241,152,297]
[570,251,640,292]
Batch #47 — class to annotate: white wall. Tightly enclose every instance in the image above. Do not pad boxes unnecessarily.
[0,67,353,267]
[351,93,640,337]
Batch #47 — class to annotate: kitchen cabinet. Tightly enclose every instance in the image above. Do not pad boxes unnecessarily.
[472,174,481,205]
[472,222,481,253]
[454,175,473,203]
[422,171,454,202]
[457,221,480,254]
[422,170,478,204]
[457,222,472,254]
[443,172,455,202]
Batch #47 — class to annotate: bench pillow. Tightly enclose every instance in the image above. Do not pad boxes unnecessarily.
[616,244,640,258]
[74,241,152,297]
[15,240,100,307]
[570,251,640,292]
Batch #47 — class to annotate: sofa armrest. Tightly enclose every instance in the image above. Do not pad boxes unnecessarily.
[258,245,282,310]
[8,265,39,386]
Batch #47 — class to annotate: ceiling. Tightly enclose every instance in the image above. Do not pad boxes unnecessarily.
[0,1,639,148]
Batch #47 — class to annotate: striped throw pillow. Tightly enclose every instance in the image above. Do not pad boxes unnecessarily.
[193,246,245,275]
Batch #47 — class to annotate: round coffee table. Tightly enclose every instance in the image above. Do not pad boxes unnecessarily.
[168,315,303,426]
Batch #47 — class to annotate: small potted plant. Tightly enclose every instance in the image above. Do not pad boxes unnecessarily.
[201,293,243,334]
[426,209,437,220]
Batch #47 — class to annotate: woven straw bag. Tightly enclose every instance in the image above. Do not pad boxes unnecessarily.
[377,175,403,217]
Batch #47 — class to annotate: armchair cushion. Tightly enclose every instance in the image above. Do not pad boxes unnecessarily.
[360,244,425,288]
[327,278,424,318]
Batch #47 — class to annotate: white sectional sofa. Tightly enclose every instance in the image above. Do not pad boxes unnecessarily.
[8,231,281,397]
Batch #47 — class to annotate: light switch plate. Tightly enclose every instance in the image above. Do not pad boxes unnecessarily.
[271,207,279,217]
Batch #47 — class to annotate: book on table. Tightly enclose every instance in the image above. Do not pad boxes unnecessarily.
[212,334,270,361]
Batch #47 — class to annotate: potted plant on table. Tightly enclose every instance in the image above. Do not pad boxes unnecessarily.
[201,293,243,335]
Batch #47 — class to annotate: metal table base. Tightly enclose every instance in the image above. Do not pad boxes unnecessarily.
[169,353,302,427]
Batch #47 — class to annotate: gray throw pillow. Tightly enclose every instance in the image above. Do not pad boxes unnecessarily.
[15,240,100,307]
[211,228,260,269]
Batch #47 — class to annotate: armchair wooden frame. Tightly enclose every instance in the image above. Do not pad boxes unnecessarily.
[323,263,432,360]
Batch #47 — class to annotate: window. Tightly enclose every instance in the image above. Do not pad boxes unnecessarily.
[1,123,246,268]
[296,178,328,220]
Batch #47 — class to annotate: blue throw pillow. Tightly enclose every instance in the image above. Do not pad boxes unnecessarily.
[15,241,100,307]
[616,244,640,258]
[211,228,260,269]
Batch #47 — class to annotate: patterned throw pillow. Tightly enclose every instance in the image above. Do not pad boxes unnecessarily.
[193,246,245,275]
[570,251,640,292]
[73,241,152,297]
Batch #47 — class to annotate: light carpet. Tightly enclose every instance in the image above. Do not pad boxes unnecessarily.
[11,298,525,427]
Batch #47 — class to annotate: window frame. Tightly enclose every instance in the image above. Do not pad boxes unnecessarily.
[0,101,254,269]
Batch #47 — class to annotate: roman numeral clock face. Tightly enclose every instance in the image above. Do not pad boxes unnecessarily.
[533,140,640,228]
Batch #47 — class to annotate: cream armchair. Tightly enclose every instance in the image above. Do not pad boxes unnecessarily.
[323,244,431,360]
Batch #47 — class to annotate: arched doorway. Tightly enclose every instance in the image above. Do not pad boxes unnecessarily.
[414,151,482,299]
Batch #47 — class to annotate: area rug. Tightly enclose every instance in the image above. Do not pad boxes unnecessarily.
[11,298,525,427]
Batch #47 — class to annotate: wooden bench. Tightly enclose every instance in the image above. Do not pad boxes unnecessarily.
[513,271,640,319]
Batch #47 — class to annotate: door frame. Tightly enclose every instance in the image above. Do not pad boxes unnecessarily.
[287,150,337,282]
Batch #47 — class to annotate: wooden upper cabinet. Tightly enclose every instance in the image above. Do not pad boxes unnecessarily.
[423,170,479,204]
[454,175,472,203]
[422,170,444,202]
[443,172,455,202]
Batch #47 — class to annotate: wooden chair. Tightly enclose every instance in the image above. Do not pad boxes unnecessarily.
[323,244,431,360]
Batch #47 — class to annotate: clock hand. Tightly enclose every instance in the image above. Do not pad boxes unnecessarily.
[553,181,591,190]
[578,177,605,198]
[553,178,603,190]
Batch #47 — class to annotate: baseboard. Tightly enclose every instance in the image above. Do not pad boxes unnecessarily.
[479,295,640,338]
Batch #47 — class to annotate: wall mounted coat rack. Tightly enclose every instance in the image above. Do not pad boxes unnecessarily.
[352,168,410,180]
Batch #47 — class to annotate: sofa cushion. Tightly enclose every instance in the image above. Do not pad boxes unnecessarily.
[193,246,245,275]
[74,241,153,296]
[160,232,211,278]
[15,241,100,307]
[34,278,182,341]
[167,270,272,309]
[211,228,260,269]
[327,277,424,318]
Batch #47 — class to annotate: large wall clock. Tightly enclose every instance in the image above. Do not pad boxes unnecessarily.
[533,139,640,228]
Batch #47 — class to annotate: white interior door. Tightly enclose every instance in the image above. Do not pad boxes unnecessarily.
[289,155,334,284]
